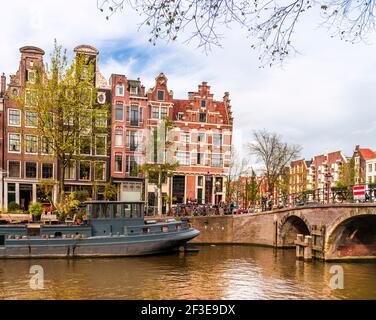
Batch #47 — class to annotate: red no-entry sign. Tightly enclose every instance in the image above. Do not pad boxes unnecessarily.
[353,185,366,200]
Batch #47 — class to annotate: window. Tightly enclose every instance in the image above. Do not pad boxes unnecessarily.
[94,162,106,181]
[198,132,205,143]
[201,100,206,108]
[152,107,159,119]
[157,90,164,101]
[116,84,124,96]
[25,90,37,106]
[213,133,222,147]
[369,164,373,172]
[25,111,37,127]
[25,162,37,179]
[80,136,91,155]
[198,176,204,187]
[126,156,140,176]
[80,88,92,105]
[115,154,123,172]
[27,70,36,84]
[212,154,223,168]
[177,152,190,166]
[9,133,20,152]
[115,103,123,121]
[177,113,184,121]
[64,161,76,180]
[95,135,106,156]
[42,137,53,155]
[199,112,207,123]
[197,153,205,165]
[180,132,190,143]
[130,105,139,126]
[79,161,91,180]
[8,109,21,126]
[42,163,53,179]
[130,86,138,95]
[127,131,138,151]
[115,128,123,146]
[368,176,373,183]
[8,161,20,178]
[161,107,168,119]
[25,135,38,154]
[95,111,107,127]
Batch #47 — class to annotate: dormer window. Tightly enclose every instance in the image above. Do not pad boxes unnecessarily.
[157,90,164,101]
[27,70,36,84]
[116,84,124,96]
[130,86,138,95]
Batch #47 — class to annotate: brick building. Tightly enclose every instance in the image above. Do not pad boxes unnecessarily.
[289,159,311,194]
[2,46,58,210]
[352,145,376,184]
[1,45,112,210]
[0,44,234,212]
[62,45,112,199]
[309,151,347,190]
[110,74,147,201]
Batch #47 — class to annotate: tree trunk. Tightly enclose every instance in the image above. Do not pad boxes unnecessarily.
[58,161,66,203]
[157,167,163,218]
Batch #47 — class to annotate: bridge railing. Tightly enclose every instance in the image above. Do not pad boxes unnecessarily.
[269,184,376,211]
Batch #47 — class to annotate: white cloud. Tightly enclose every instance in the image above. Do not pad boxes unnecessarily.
[1,1,376,163]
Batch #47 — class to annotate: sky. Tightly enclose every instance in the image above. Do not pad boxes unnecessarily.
[1,0,376,165]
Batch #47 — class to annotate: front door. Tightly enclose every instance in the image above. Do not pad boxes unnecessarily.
[20,184,33,211]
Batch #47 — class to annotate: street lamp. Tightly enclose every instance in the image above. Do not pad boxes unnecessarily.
[324,173,333,203]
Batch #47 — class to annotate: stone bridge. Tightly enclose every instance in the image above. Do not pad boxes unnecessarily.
[188,204,376,260]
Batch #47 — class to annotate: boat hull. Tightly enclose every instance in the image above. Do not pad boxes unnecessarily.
[0,229,200,259]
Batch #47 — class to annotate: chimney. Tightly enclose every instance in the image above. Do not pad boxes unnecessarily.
[0,73,5,97]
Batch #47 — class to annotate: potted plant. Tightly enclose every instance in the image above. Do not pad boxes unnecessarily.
[8,201,20,213]
[29,202,44,222]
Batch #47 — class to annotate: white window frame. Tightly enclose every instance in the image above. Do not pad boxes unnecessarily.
[114,128,124,147]
[211,153,223,168]
[157,90,165,101]
[25,110,37,128]
[8,133,21,153]
[177,152,190,166]
[64,161,76,180]
[114,154,123,173]
[116,84,125,97]
[41,136,54,155]
[8,109,21,127]
[80,135,92,156]
[197,152,205,166]
[41,163,54,180]
[198,132,206,144]
[8,160,21,178]
[24,161,38,179]
[79,161,91,181]
[180,132,190,144]
[95,135,107,156]
[25,134,38,154]
[27,69,36,84]
[94,161,106,181]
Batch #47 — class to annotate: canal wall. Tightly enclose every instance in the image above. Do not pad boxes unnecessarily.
[189,213,277,246]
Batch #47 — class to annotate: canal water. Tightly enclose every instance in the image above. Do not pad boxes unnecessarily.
[0,245,375,300]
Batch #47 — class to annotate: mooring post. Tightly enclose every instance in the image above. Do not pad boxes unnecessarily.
[304,235,313,261]
[296,234,304,259]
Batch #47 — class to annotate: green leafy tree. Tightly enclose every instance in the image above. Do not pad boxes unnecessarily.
[16,40,108,201]
[337,158,356,187]
[246,169,261,207]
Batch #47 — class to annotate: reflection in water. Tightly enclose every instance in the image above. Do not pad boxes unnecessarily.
[0,246,375,300]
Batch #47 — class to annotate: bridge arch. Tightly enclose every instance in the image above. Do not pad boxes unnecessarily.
[326,213,376,259]
[278,214,310,247]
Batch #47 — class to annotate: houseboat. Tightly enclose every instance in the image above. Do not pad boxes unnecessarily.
[0,201,200,258]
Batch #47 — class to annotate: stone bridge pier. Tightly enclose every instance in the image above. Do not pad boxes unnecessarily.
[189,204,376,261]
